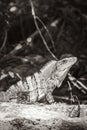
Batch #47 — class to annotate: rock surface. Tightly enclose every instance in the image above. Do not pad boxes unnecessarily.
[0,102,87,130]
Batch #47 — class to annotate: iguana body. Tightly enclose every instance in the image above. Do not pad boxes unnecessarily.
[0,57,77,103]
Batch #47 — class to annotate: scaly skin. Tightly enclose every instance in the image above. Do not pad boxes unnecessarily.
[0,57,77,103]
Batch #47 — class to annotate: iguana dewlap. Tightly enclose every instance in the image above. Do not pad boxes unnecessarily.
[0,57,77,104]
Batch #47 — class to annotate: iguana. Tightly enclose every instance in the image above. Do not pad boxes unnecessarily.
[0,57,77,104]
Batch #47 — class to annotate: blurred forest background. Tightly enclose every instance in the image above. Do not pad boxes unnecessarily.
[0,0,87,101]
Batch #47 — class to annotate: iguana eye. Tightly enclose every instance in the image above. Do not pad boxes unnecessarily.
[62,60,66,63]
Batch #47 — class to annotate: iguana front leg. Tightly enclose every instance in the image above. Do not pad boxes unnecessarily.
[46,92,55,104]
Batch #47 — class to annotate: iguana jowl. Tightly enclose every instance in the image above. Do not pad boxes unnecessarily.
[0,57,77,103]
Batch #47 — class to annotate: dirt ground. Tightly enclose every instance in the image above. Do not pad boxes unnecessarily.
[0,102,87,130]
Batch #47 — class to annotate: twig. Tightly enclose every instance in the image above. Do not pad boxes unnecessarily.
[36,16,56,52]
[9,18,59,55]
[68,73,87,94]
[69,95,80,118]
[0,30,7,52]
[57,20,65,41]
[77,80,87,91]
[26,18,60,46]
[30,0,57,60]
[67,81,74,104]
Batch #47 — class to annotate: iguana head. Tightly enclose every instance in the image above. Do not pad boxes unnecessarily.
[56,57,77,71]
[54,57,77,87]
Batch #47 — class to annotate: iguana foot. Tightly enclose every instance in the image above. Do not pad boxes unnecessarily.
[46,93,55,104]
